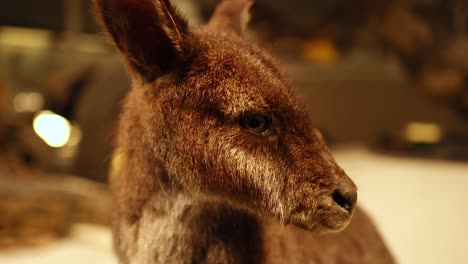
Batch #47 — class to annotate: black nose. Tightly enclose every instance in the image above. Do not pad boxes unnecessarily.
[332,187,357,213]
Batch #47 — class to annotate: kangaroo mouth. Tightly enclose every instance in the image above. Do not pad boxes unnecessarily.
[317,207,354,232]
[287,202,355,233]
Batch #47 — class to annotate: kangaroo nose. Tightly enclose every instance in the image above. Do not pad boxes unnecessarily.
[332,187,357,213]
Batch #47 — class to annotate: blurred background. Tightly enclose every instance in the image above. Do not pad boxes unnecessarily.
[0,0,467,263]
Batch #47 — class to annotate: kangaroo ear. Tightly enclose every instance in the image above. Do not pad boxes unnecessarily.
[209,0,254,36]
[95,0,189,81]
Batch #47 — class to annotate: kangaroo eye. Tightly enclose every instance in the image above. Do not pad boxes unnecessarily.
[239,114,271,134]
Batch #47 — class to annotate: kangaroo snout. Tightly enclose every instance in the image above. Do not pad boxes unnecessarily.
[313,179,357,232]
[300,183,357,233]
[332,185,357,214]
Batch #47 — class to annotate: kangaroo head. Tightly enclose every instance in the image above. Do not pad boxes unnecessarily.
[96,0,357,232]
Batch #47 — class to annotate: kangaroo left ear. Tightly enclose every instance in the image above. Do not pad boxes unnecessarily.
[95,0,189,81]
[208,0,254,36]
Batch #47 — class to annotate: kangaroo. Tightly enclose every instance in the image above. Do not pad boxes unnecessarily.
[95,0,395,263]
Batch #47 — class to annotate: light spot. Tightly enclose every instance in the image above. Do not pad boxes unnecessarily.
[33,110,72,148]
[404,122,442,144]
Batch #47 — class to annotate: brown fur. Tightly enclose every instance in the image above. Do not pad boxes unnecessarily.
[95,0,395,263]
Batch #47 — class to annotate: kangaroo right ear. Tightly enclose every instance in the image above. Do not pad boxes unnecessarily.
[209,0,254,36]
[95,0,189,81]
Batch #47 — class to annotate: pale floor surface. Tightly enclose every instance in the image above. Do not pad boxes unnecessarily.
[1,146,467,264]
[0,225,117,264]
[334,146,468,264]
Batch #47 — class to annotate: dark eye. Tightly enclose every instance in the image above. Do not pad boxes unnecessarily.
[239,114,271,134]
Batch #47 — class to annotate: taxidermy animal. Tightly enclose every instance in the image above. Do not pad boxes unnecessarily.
[95,0,395,263]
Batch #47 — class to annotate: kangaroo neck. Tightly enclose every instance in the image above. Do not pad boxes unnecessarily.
[118,191,263,264]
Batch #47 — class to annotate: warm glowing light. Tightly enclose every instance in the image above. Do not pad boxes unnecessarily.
[33,111,72,148]
[303,39,339,64]
[404,122,442,144]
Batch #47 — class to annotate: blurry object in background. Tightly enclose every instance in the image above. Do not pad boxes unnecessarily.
[0,18,125,254]
[0,0,65,31]
[12,92,44,113]
[0,22,121,181]
[377,122,468,161]
[403,122,442,144]
[0,172,111,250]
[418,66,464,97]
[73,55,129,182]
[45,69,94,120]
[0,0,96,33]
[0,80,8,111]
[303,39,339,64]
[375,1,468,118]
